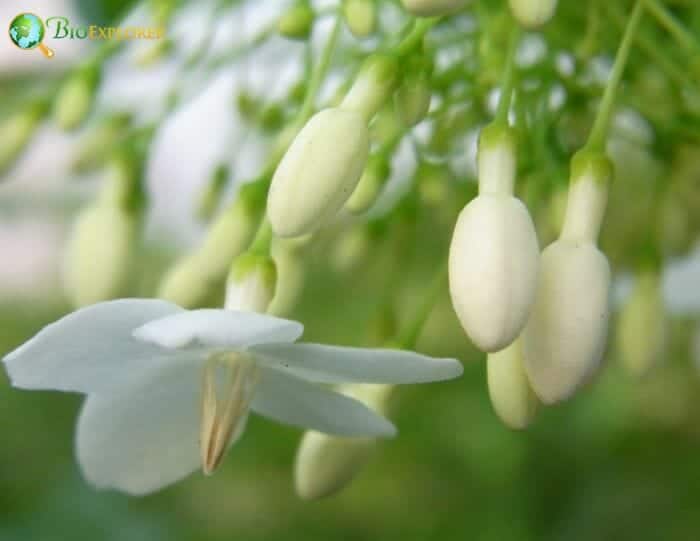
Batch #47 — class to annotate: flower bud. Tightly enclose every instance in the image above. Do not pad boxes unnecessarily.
[341,55,400,122]
[343,0,376,38]
[345,154,391,214]
[268,108,370,237]
[617,270,666,377]
[294,384,391,500]
[158,183,264,307]
[508,0,558,29]
[278,1,314,40]
[448,126,540,352]
[71,112,132,174]
[401,0,469,16]
[268,236,308,317]
[225,253,277,312]
[522,152,613,404]
[395,56,433,127]
[0,100,47,176]
[53,64,100,131]
[487,339,538,429]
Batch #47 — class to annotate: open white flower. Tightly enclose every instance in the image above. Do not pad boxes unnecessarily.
[2,299,462,496]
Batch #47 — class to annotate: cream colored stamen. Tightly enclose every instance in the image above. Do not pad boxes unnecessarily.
[200,354,258,475]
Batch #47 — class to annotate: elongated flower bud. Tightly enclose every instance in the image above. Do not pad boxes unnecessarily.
[295,384,391,500]
[268,108,370,237]
[449,125,540,352]
[340,55,400,122]
[71,112,132,174]
[395,56,433,127]
[343,0,376,38]
[54,64,100,131]
[522,152,613,404]
[508,0,558,28]
[487,339,538,429]
[401,0,469,16]
[224,253,277,313]
[0,100,47,176]
[617,270,666,377]
[159,182,264,307]
[278,1,314,40]
[63,156,143,307]
[345,154,391,214]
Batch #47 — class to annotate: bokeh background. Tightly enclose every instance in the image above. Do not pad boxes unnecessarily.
[2,1,700,540]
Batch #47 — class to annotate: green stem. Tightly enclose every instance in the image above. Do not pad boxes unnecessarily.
[298,16,343,122]
[249,217,273,256]
[398,261,447,349]
[642,0,700,55]
[395,17,440,57]
[584,0,644,153]
[494,24,521,125]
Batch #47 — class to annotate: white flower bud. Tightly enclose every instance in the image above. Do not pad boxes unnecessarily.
[268,108,370,237]
[343,0,376,38]
[509,0,558,29]
[224,254,277,313]
[522,153,613,404]
[487,339,538,429]
[294,384,391,500]
[448,126,539,352]
[53,65,100,131]
[401,0,469,16]
[63,204,138,308]
[158,254,216,309]
[617,270,666,377]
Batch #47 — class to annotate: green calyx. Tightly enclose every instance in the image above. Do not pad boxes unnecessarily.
[229,252,277,289]
[570,149,614,186]
[479,122,517,153]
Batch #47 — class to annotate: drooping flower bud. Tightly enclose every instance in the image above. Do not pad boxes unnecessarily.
[71,112,132,174]
[340,55,400,122]
[617,269,666,377]
[224,253,277,312]
[508,0,558,29]
[394,55,433,127]
[53,64,101,131]
[522,152,613,404]
[345,154,391,214]
[343,0,376,38]
[63,155,143,307]
[487,339,538,429]
[158,181,265,307]
[268,236,309,317]
[294,384,392,500]
[448,125,540,352]
[0,100,48,176]
[401,0,469,16]
[278,0,315,40]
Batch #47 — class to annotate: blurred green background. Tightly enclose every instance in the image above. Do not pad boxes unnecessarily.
[2,0,700,540]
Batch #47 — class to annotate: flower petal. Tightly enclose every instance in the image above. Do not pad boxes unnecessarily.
[2,299,183,393]
[248,343,464,384]
[251,367,397,438]
[76,362,205,496]
[132,309,303,350]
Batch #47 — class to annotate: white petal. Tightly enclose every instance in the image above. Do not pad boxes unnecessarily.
[76,362,205,496]
[249,343,464,384]
[251,367,397,437]
[2,299,183,393]
[132,309,303,350]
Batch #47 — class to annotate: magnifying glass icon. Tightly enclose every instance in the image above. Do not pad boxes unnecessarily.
[8,13,55,58]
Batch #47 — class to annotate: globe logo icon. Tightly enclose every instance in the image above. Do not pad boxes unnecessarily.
[8,13,54,58]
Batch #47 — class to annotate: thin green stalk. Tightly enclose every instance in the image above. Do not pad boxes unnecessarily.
[398,261,448,349]
[298,16,343,122]
[584,0,644,153]
[495,24,521,125]
[249,217,273,256]
[642,0,700,55]
[396,17,440,57]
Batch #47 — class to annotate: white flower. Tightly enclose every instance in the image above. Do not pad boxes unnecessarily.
[448,126,540,352]
[2,299,462,496]
[522,153,612,404]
